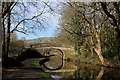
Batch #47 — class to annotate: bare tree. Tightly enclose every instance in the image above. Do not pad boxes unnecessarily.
[2,1,55,59]
[2,2,15,59]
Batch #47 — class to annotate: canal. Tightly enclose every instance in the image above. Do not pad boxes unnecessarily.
[3,58,120,79]
[42,60,120,80]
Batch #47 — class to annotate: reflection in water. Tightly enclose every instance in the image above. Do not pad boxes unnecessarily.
[43,48,63,70]
[51,75,63,80]
[73,63,101,79]
[43,60,120,79]
[96,67,105,79]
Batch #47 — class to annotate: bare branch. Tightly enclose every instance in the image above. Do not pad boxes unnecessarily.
[43,2,54,11]
[113,2,120,25]
[62,27,73,35]
[67,2,73,7]
[2,2,17,17]
[4,2,17,19]
[15,29,28,35]
[70,28,79,35]
[101,2,117,26]
[11,3,47,33]
[67,2,92,27]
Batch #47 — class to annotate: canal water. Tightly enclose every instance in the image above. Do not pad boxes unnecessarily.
[3,59,120,79]
[42,60,120,80]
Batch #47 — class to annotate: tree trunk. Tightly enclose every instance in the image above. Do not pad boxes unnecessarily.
[92,4,105,65]
[94,32,105,65]
[94,48,105,65]
[6,10,11,58]
[90,36,94,58]
[115,27,120,61]
[0,12,2,59]
[2,3,6,60]
[118,35,120,61]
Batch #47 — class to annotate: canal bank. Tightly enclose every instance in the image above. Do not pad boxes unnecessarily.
[2,58,54,79]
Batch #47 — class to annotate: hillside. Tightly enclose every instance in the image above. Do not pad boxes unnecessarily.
[25,37,62,47]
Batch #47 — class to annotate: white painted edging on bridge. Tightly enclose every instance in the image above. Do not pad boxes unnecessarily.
[45,69,76,72]
[36,47,74,50]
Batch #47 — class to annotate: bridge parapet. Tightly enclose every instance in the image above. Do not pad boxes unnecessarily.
[25,43,76,60]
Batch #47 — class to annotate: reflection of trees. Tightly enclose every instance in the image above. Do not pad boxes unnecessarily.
[90,67,94,78]
[74,63,93,79]
[96,67,106,80]
[74,63,106,79]
[74,67,81,79]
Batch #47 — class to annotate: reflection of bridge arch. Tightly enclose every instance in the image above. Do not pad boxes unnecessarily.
[42,48,64,70]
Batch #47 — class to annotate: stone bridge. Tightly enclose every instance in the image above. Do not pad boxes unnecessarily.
[25,43,75,60]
